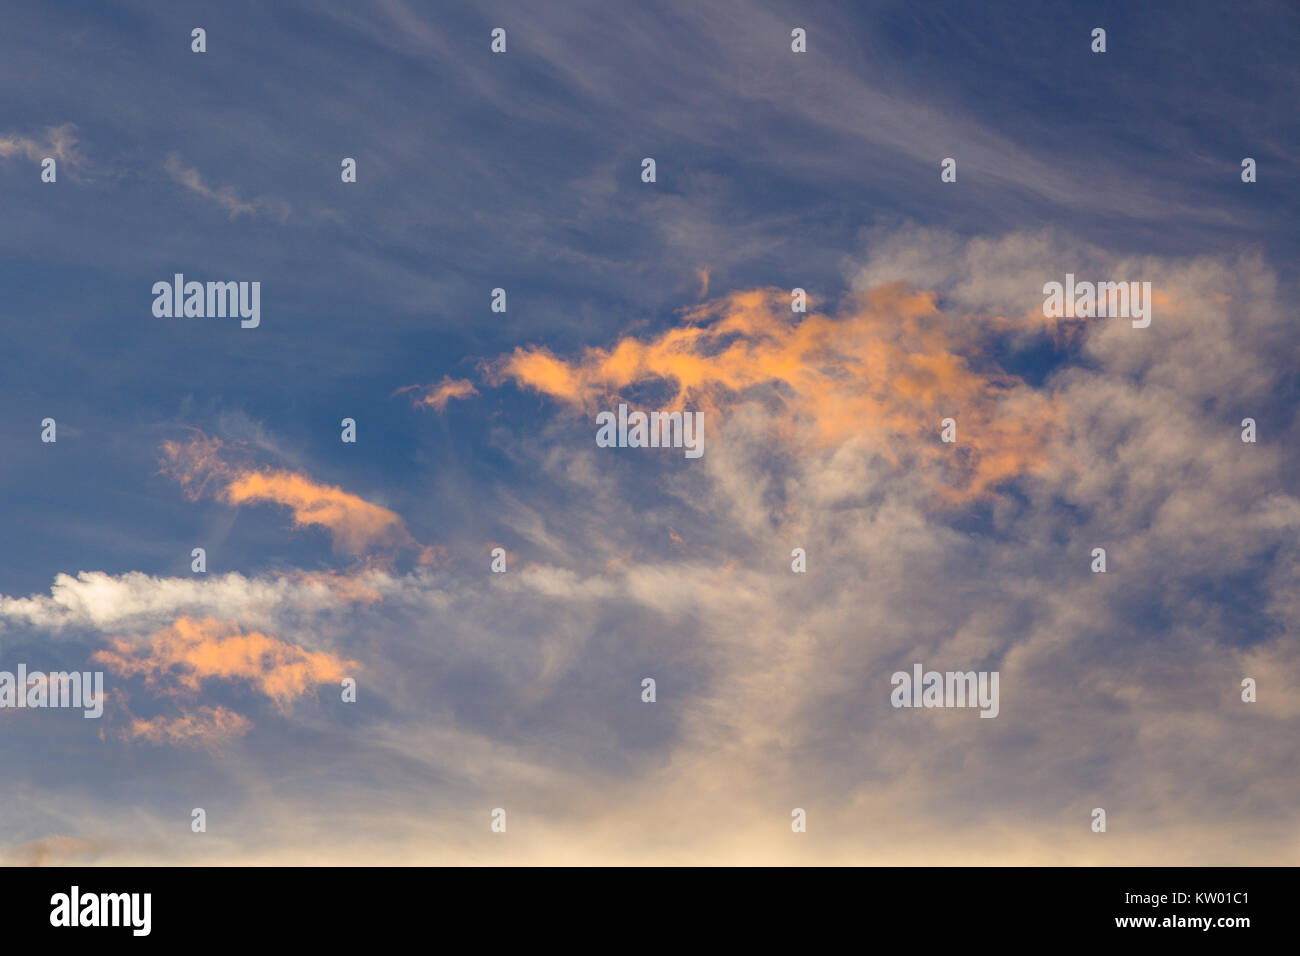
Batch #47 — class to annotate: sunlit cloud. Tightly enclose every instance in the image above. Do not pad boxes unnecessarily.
[395,376,479,412]
[492,283,1061,501]
[126,705,254,747]
[94,615,356,713]
[159,432,434,560]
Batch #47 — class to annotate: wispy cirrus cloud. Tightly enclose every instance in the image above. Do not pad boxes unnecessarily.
[163,154,290,221]
[0,123,83,165]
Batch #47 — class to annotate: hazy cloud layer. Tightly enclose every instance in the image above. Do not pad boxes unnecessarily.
[2,227,1296,863]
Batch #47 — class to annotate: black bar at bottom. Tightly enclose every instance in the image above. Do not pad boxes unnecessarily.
[0,865,1287,942]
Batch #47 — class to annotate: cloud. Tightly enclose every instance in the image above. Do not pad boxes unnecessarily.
[94,616,355,713]
[223,470,415,555]
[395,376,479,411]
[492,282,1061,502]
[164,155,290,221]
[0,123,83,166]
[450,230,1296,862]
[0,568,401,636]
[125,705,254,747]
[159,432,432,559]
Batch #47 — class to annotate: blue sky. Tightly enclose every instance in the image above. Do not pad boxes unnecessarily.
[0,0,1297,864]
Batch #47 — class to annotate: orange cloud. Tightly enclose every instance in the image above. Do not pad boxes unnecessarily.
[160,433,425,557]
[395,376,479,411]
[159,430,234,500]
[127,705,253,746]
[94,616,355,713]
[224,470,413,554]
[491,284,1060,501]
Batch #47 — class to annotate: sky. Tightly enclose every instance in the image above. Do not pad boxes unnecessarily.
[0,0,1297,865]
